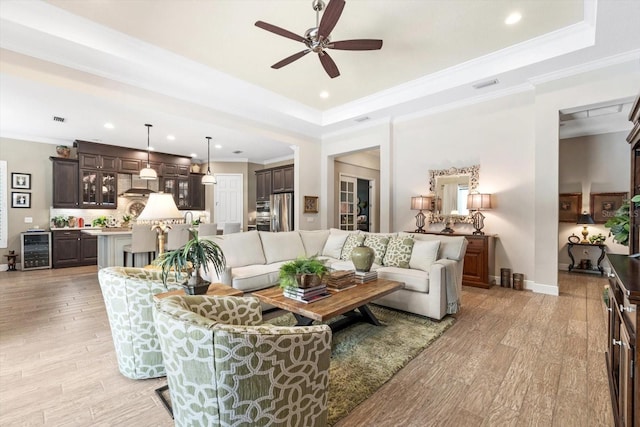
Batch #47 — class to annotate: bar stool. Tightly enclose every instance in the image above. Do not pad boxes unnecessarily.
[196,223,217,237]
[222,222,241,234]
[123,224,157,267]
[165,224,192,251]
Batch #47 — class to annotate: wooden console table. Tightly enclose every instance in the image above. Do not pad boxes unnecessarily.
[567,242,606,276]
[605,254,639,426]
[420,232,496,289]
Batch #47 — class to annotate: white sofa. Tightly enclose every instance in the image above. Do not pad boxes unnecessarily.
[199,229,468,320]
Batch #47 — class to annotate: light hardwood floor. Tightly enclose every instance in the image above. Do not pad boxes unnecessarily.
[0,266,612,426]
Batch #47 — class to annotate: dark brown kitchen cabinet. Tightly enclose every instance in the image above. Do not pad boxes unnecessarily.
[51,157,79,208]
[118,157,141,173]
[80,169,117,208]
[189,174,205,210]
[52,230,97,268]
[79,153,117,171]
[606,254,639,427]
[272,166,294,193]
[162,163,190,177]
[256,170,272,201]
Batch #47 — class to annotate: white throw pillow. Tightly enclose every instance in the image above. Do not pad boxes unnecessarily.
[322,229,351,259]
[299,230,330,257]
[409,240,441,272]
[259,231,306,264]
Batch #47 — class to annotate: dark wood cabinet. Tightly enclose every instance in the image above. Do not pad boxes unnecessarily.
[272,166,294,193]
[189,174,205,210]
[79,153,117,171]
[51,157,79,208]
[118,157,141,173]
[256,169,272,201]
[627,93,639,254]
[80,169,117,208]
[606,254,639,427]
[52,230,97,268]
[461,234,495,288]
[423,232,495,288]
[163,176,203,210]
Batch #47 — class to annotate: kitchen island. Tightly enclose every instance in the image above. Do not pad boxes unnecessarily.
[82,228,149,269]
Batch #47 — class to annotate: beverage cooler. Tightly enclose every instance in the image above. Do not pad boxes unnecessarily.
[21,231,52,270]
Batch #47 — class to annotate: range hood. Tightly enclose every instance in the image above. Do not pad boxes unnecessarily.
[118,174,156,197]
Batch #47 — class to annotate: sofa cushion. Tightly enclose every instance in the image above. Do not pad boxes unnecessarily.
[377,266,430,293]
[213,231,265,268]
[364,234,390,265]
[326,259,381,272]
[322,228,351,259]
[383,236,415,268]
[259,231,306,264]
[400,232,467,261]
[409,240,441,272]
[340,233,366,261]
[299,230,330,257]
[231,264,280,292]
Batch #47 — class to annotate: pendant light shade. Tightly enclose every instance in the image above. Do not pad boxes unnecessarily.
[202,136,217,185]
[140,124,157,180]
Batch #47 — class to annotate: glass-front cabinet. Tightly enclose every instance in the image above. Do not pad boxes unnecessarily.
[163,177,190,209]
[80,170,117,208]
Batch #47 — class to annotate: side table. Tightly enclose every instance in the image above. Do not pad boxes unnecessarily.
[567,242,606,276]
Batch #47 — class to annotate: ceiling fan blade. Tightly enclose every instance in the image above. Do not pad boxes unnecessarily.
[255,21,306,43]
[319,51,340,78]
[330,39,383,51]
[318,0,345,38]
[271,50,311,69]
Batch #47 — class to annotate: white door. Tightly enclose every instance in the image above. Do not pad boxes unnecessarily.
[214,174,243,230]
[339,175,357,231]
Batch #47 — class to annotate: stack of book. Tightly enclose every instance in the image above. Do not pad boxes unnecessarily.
[354,270,378,283]
[326,270,357,292]
[283,284,331,303]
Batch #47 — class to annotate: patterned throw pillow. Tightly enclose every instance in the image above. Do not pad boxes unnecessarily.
[340,233,365,260]
[364,235,391,265]
[383,236,415,268]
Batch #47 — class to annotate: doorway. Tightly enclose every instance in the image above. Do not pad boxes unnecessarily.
[338,174,375,232]
[214,174,243,230]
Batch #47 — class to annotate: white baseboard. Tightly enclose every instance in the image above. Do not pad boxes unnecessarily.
[528,281,559,296]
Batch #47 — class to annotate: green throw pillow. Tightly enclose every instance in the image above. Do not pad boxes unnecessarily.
[383,236,415,268]
[340,233,365,261]
[364,235,391,265]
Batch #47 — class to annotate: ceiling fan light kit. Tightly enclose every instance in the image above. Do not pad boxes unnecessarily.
[255,0,382,79]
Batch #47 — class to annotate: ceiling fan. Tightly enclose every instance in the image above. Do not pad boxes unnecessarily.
[255,0,383,79]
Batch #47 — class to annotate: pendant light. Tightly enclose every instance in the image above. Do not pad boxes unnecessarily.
[139,123,157,180]
[202,136,217,185]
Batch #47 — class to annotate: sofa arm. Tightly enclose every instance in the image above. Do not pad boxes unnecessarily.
[200,264,232,286]
[432,258,462,314]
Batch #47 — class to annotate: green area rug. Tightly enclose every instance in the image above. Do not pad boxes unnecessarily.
[159,305,454,426]
[267,305,455,426]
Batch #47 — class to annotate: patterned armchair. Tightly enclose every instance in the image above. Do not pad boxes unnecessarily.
[98,266,182,379]
[153,295,332,427]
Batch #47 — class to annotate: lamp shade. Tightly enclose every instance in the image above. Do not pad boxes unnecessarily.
[411,196,433,210]
[202,173,216,185]
[139,166,157,180]
[577,212,595,225]
[137,193,182,221]
[467,193,492,210]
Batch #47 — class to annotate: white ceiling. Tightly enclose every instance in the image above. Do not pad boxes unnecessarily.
[1,0,639,163]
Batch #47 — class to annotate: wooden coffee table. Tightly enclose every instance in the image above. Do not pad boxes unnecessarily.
[154,283,243,300]
[252,278,403,331]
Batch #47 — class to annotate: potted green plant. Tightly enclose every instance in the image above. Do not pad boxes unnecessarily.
[605,195,640,246]
[92,216,108,227]
[51,215,68,228]
[279,256,328,289]
[154,230,226,295]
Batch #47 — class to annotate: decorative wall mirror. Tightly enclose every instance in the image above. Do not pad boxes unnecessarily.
[428,165,480,223]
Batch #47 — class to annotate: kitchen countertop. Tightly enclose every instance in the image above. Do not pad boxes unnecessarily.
[82,228,132,236]
[50,227,101,231]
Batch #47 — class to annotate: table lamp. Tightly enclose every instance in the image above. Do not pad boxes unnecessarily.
[137,192,183,255]
[577,211,595,243]
[467,193,492,235]
[411,195,433,233]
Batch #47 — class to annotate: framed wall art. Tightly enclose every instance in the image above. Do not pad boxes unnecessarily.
[590,192,628,223]
[11,192,31,208]
[11,172,31,190]
[559,193,582,223]
[304,196,319,213]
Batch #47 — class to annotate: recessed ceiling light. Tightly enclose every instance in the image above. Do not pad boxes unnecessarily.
[148,147,155,151]
[505,12,522,25]
[167,135,175,141]
[215,144,222,149]
[190,153,197,158]
[104,122,114,129]
[319,91,329,99]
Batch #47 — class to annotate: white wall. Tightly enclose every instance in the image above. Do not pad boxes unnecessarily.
[558,131,630,266]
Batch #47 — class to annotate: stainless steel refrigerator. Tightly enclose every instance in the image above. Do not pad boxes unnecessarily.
[270,193,293,232]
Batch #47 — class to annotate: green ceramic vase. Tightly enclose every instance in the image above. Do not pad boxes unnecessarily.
[351,243,374,272]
